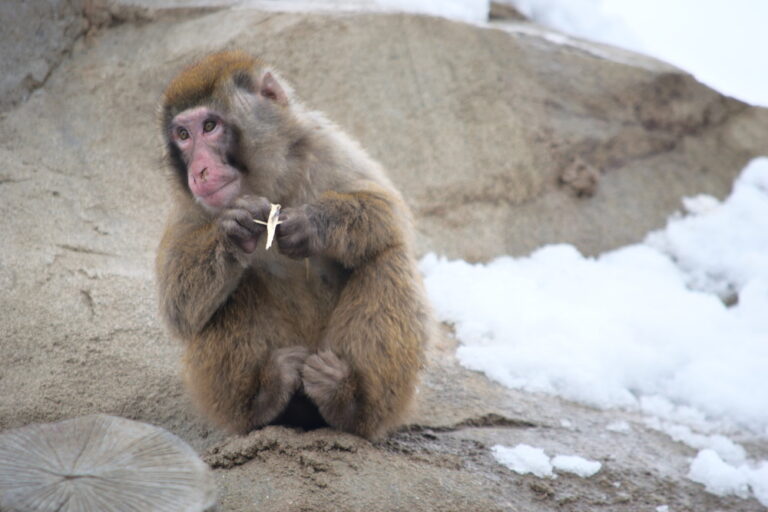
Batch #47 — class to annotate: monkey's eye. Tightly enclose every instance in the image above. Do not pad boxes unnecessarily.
[203,120,217,133]
[177,127,190,140]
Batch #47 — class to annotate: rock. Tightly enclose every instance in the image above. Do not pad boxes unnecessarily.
[0,0,86,113]
[0,0,160,114]
[1,6,767,512]
[489,1,526,21]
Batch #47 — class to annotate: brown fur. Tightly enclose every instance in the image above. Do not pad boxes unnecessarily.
[162,50,261,121]
[156,51,431,439]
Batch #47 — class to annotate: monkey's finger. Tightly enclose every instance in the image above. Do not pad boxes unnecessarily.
[234,195,272,221]
[274,346,310,367]
[276,211,309,235]
[300,365,325,392]
[322,353,349,381]
[304,352,348,381]
[301,361,331,385]
[303,354,326,372]
[277,235,309,259]
[317,350,347,371]
[220,219,257,242]
[224,208,266,235]
[278,346,311,358]
[281,354,309,367]
[275,228,303,250]
[276,230,305,245]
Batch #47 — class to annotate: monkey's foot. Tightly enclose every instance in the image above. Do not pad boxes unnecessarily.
[302,351,356,429]
[251,346,310,427]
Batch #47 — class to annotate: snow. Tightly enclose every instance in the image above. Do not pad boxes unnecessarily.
[639,395,716,433]
[422,158,768,505]
[647,160,768,299]
[605,421,631,434]
[502,0,641,50]
[421,158,768,433]
[687,450,768,504]
[688,449,751,499]
[492,445,601,478]
[751,464,768,507]
[551,455,602,477]
[492,444,554,477]
[645,419,746,465]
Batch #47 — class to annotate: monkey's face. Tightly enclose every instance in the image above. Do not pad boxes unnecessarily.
[163,51,293,212]
[170,106,242,212]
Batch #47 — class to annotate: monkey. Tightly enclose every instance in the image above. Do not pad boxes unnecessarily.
[155,50,432,440]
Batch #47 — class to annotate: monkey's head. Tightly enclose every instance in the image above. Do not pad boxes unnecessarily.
[161,50,295,212]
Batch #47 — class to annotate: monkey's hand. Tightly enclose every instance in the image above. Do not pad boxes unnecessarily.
[251,346,310,427]
[275,205,323,259]
[302,351,356,429]
[219,195,272,254]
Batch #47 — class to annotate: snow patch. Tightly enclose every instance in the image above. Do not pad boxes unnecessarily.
[551,455,602,477]
[606,421,631,434]
[492,444,601,478]
[423,158,768,505]
[492,444,554,477]
[646,421,746,465]
[688,449,751,499]
[420,158,768,434]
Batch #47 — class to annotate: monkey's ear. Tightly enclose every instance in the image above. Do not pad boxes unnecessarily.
[260,72,289,106]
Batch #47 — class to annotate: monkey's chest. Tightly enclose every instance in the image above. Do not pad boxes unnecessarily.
[241,255,347,343]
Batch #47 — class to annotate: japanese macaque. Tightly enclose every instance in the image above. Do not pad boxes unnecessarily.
[155,51,431,440]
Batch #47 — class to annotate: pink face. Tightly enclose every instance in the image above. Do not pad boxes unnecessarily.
[171,106,241,211]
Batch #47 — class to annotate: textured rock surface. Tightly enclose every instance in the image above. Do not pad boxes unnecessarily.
[1,4,767,511]
[0,0,86,113]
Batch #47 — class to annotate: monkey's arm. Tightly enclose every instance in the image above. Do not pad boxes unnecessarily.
[278,182,406,268]
[281,182,428,439]
[156,221,245,340]
[157,197,271,339]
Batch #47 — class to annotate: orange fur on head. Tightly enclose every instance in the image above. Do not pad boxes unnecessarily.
[163,50,262,116]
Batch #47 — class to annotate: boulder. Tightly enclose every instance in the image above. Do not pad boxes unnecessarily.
[0,0,86,113]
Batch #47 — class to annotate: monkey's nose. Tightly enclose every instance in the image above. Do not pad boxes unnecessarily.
[199,167,208,182]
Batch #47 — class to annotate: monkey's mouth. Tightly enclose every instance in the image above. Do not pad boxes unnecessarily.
[197,178,240,209]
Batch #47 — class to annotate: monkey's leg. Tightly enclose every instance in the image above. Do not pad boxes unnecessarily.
[250,345,310,427]
[184,322,310,434]
[302,248,428,439]
[179,296,316,434]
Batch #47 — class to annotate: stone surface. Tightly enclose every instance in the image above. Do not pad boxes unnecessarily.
[1,5,767,511]
[0,414,217,512]
[0,0,86,113]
